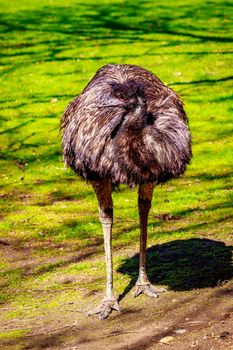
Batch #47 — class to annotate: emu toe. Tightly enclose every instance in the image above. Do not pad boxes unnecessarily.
[87,298,120,320]
[133,283,167,298]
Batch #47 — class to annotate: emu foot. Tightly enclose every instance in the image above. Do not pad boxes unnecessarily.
[133,283,167,298]
[87,297,120,320]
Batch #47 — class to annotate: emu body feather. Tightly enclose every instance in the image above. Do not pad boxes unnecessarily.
[61,64,191,186]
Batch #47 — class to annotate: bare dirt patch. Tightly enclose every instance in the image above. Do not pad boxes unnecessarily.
[1,283,232,350]
[0,236,232,350]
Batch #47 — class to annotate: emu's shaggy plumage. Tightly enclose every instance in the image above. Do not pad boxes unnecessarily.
[62,64,191,187]
[61,64,191,319]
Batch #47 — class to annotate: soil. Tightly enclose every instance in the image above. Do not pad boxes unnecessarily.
[0,281,232,349]
[0,238,232,350]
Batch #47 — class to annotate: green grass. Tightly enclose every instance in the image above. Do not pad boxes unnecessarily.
[0,329,28,341]
[0,0,233,344]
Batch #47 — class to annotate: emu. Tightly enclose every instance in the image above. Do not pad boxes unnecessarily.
[61,64,191,319]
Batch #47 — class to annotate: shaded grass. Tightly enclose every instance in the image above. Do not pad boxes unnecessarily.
[118,238,233,299]
[0,0,233,346]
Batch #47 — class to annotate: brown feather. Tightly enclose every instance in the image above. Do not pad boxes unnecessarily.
[61,64,192,187]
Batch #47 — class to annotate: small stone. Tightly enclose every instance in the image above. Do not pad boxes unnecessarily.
[174,329,186,334]
[159,336,174,344]
[166,186,176,192]
[57,276,74,284]
[191,341,198,347]
[220,331,230,338]
[163,213,171,221]
[35,179,44,184]
[50,98,58,103]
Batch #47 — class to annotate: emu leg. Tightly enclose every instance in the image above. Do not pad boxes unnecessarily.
[87,178,120,319]
[133,183,166,298]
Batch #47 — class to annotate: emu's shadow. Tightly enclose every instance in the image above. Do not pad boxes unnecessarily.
[118,238,233,300]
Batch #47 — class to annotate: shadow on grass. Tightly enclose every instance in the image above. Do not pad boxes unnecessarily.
[188,170,233,182]
[170,75,233,86]
[118,238,233,300]
[1,0,233,71]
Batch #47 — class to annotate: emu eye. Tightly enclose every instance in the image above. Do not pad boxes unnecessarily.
[146,112,155,125]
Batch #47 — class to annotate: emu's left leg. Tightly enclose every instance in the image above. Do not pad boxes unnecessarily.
[87,178,120,319]
[134,182,166,298]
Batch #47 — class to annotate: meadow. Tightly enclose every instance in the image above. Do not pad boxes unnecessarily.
[0,0,232,348]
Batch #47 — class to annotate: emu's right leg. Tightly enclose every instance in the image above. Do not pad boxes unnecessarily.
[87,178,120,320]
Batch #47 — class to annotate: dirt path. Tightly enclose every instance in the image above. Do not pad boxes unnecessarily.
[0,280,232,350]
